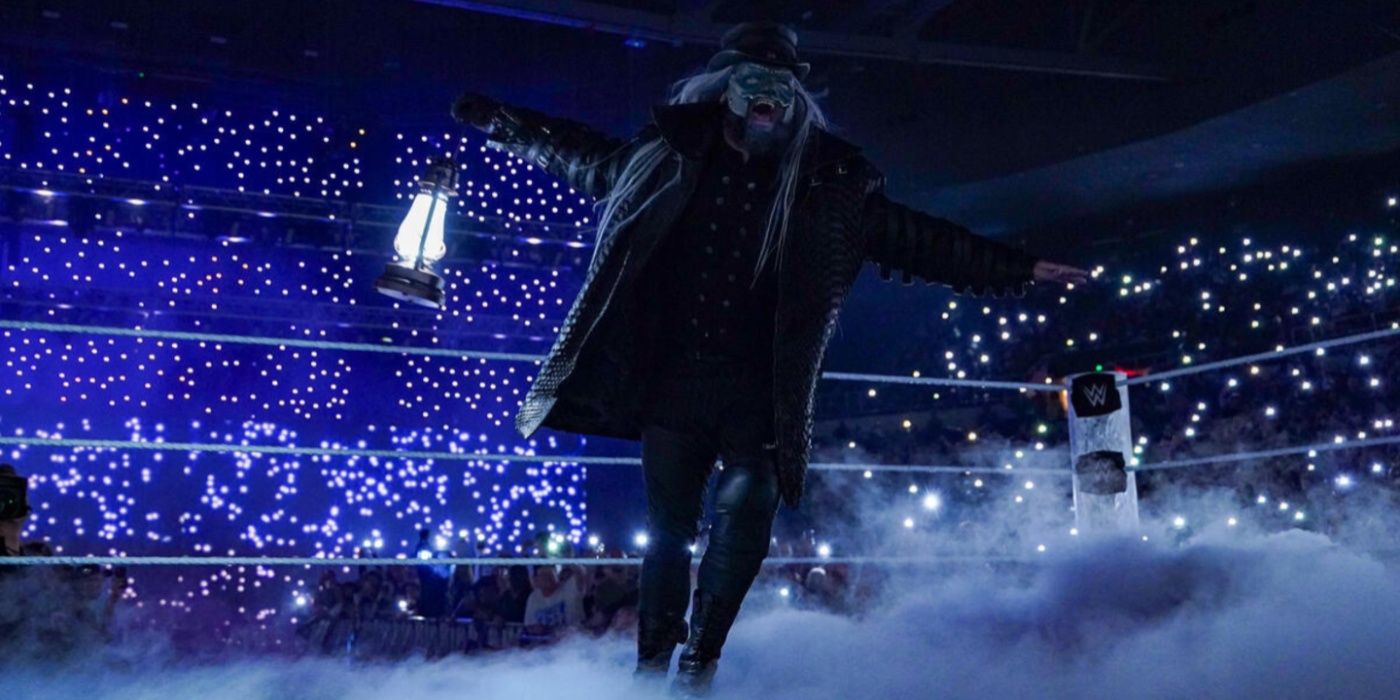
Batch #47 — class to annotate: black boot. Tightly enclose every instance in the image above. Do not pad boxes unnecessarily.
[672,591,743,696]
[635,611,689,678]
[635,542,694,678]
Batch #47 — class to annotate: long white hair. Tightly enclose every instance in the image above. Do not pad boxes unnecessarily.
[591,66,829,281]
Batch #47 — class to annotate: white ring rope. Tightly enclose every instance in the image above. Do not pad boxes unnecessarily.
[0,554,1033,567]
[0,436,1067,476]
[822,371,1056,393]
[0,319,544,362]
[0,320,1054,391]
[6,321,1393,394]
[14,430,1389,478]
[1121,324,1400,387]
[2,315,1395,486]
[1132,434,1400,472]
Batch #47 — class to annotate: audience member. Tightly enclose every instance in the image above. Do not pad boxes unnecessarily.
[523,564,586,639]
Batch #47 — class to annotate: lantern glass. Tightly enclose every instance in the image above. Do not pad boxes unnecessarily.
[393,189,449,266]
[375,156,456,309]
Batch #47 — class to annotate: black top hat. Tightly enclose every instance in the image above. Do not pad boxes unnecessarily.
[707,21,810,81]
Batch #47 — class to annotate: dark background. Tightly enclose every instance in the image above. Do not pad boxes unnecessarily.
[3,0,1400,546]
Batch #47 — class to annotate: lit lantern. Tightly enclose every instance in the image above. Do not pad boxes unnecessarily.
[375,156,458,308]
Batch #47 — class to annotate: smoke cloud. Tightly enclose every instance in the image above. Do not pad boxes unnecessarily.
[6,501,1400,700]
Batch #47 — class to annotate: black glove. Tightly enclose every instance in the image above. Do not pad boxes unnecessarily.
[451,92,499,131]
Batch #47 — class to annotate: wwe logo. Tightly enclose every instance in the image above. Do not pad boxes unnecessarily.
[1071,373,1121,417]
[1082,383,1110,407]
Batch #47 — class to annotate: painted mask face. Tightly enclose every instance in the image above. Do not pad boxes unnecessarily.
[724,62,798,155]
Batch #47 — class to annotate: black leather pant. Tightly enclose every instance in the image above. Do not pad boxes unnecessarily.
[637,355,781,628]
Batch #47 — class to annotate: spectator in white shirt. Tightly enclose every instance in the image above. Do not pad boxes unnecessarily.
[523,565,586,637]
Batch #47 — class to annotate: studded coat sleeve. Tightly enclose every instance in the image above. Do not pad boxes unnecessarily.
[862,190,1040,298]
[477,101,651,201]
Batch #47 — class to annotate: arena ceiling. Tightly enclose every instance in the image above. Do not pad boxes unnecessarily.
[3,0,1399,232]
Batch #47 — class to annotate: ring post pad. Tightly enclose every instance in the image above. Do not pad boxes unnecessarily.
[1070,372,1122,417]
[1075,450,1128,495]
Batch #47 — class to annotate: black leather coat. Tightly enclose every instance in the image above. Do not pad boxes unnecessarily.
[490,100,1039,507]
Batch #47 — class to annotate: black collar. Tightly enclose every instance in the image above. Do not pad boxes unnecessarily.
[650,101,863,169]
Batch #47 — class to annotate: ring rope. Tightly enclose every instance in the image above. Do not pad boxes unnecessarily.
[1133,434,1400,472]
[0,320,1056,391]
[7,320,1394,393]
[11,430,1395,477]
[0,436,1068,475]
[822,371,1056,393]
[0,319,543,362]
[0,554,1034,567]
[5,321,1396,476]
[1121,324,1400,387]
[9,431,1390,479]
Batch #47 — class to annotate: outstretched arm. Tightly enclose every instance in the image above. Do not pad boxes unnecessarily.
[861,191,1086,295]
[452,93,651,201]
